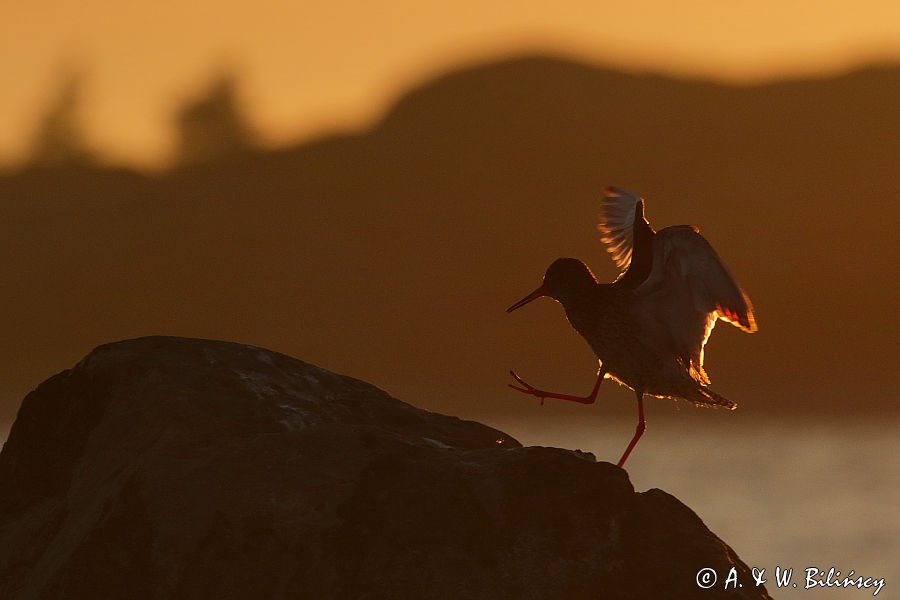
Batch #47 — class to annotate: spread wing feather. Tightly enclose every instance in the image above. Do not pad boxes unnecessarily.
[597,188,757,385]
[598,186,656,288]
[636,226,758,382]
[597,187,640,271]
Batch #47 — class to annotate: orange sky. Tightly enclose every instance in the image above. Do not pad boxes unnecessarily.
[3,0,900,168]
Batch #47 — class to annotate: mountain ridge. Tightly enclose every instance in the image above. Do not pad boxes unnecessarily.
[1,53,897,423]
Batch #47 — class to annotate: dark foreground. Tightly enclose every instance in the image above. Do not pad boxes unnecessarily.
[0,336,770,599]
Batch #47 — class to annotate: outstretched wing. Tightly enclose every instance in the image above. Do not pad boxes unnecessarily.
[598,186,656,287]
[636,226,758,383]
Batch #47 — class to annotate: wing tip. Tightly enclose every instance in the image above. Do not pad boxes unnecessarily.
[744,313,759,333]
[603,185,641,202]
[598,185,642,272]
[716,306,759,333]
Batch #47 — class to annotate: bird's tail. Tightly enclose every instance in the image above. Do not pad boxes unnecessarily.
[690,385,737,410]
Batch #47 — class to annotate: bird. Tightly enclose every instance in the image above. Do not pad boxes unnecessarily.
[506,187,757,468]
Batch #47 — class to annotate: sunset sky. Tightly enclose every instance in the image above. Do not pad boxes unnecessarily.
[3,0,900,168]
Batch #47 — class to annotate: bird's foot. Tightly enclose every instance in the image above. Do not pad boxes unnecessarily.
[508,370,549,405]
[507,370,599,405]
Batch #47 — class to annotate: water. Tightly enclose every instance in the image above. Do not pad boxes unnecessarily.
[496,414,899,599]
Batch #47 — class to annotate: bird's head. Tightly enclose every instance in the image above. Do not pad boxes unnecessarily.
[506,258,598,313]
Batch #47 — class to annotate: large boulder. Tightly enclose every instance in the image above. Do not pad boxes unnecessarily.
[0,337,769,599]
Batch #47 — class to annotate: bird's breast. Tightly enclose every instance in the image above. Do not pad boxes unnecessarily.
[563,300,654,386]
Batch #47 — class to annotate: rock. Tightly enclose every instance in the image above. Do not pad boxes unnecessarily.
[0,337,770,599]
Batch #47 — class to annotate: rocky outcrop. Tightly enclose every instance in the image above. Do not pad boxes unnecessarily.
[0,337,769,599]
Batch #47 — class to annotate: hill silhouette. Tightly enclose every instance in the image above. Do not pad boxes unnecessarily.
[1,55,898,425]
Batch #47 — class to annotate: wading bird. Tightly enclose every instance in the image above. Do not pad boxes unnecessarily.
[506,187,757,467]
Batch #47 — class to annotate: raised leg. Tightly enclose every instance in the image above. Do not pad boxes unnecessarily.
[508,367,606,406]
[617,390,646,468]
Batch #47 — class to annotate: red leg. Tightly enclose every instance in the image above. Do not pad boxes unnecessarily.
[508,367,606,406]
[617,391,646,467]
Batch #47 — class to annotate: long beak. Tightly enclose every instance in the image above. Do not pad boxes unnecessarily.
[506,285,548,313]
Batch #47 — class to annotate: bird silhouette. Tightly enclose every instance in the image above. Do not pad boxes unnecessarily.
[507,187,757,467]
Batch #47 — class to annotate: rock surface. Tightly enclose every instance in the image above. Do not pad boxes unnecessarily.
[0,337,770,599]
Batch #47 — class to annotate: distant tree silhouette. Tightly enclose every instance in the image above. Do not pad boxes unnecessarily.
[26,69,96,168]
[173,72,256,166]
